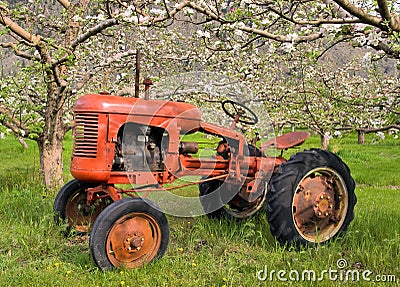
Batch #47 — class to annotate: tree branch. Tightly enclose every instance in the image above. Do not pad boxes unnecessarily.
[56,0,71,10]
[0,106,30,137]
[358,124,400,133]
[70,18,118,50]
[0,9,41,44]
[268,5,361,26]
[333,0,385,30]
[0,42,40,61]
[377,0,400,31]
[240,25,323,43]
[372,41,400,59]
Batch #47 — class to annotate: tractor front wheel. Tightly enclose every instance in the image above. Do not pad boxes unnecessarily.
[89,197,169,270]
[266,149,356,246]
[53,179,112,234]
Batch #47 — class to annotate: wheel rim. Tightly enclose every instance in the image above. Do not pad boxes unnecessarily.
[106,212,162,268]
[223,185,266,219]
[66,190,109,233]
[292,167,348,243]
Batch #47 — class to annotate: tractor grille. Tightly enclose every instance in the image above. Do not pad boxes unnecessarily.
[73,113,98,158]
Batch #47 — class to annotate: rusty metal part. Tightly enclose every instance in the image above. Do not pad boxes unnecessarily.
[179,141,199,154]
[223,183,267,219]
[237,171,265,203]
[143,78,153,100]
[87,184,122,204]
[313,192,335,218]
[106,212,162,268]
[65,189,110,233]
[261,131,310,150]
[292,167,348,243]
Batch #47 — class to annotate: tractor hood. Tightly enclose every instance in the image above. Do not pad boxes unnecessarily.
[74,94,202,133]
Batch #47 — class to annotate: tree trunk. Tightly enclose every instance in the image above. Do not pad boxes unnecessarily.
[37,128,65,192]
[357,130,365,144]
[320,133,330,150]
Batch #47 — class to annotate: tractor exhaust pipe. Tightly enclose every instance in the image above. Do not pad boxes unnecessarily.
[135,50,140,98]
[134,50,152,100]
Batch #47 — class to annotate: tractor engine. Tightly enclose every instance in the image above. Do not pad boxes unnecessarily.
[112,123,165,172]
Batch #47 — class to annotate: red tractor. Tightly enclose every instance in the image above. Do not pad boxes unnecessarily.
[54,92,356,271]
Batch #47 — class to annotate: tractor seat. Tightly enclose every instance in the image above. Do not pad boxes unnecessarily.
[261,131,310,150]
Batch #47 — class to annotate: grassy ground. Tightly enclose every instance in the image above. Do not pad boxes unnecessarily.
[0,132,399,286]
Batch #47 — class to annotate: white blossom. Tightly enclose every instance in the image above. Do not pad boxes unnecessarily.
[72,15,82,22]
[367,32,381,46]
[233,43,241,51]
[97,13,106,21]
[322,24,340,34]
[334,130,342,137]
[324,132,333,140]
[185,8,195,15]
[237,22,246,29]
[268,43,276,53]
[123,6,134,18]
[286,33,298,42]
[234,29,243,37]
[150,8,164,15]
[282,42,295,53]
[376,131,385,140]
[362,52,372,67]
[196,30,210,38]
[355,35,367,46]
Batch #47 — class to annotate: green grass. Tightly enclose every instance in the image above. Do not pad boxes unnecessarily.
[0,132,399,286]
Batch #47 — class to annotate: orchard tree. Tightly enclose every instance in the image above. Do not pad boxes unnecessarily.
[277,58,400,148]
[0,0,211,190]
[0,0,140,190]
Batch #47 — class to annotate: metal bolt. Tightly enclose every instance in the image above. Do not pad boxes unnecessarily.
[327,196,331,200]
[318,212,322,216]
[329,204,333,208]
[325,212,329,216]
[320,195,324,199]
[315,204,319,208]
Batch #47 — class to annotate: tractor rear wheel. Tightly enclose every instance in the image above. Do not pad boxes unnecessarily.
[53,179,112,234]
[89,197,169,270]
[266,149,356,246]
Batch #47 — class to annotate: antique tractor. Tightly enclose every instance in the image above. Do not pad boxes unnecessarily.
[54,92,356,271]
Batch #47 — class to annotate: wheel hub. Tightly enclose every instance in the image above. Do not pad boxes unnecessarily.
[293,175,335,229]
[313,192,334,218]
[124,232,145,253]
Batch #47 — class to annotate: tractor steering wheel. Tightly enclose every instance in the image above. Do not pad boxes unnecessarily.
[221,100,259,125]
